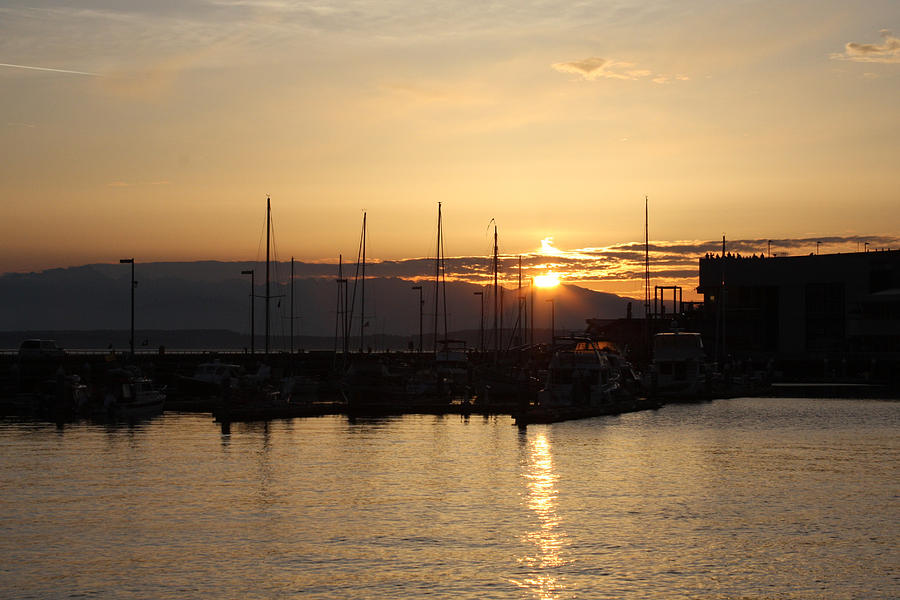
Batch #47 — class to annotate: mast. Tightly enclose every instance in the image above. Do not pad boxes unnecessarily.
[265,196,271,356]
[516,255,523,347]
[434,203,441,354]
[290,256,294,354]
[493,222,499,362]
[441,208,448,348]
[337,255,346,355]
[529,277,534,347]
[718,234,726,365]
[343,255,349,355]
[644,195,650,355]
[360,212,367,354]
[334,256,341,355]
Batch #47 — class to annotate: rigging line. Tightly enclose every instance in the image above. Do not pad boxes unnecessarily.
[269,212,281,283]
[256,205,268,266]
[268,211,288,350]
[347,213,365,344]
[506,311,522,353]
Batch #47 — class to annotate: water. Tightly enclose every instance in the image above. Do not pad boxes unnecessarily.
[1,398,897,599]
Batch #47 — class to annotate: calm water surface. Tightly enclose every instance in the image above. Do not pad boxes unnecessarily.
[1,398,897,599]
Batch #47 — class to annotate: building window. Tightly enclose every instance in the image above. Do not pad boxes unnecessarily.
[805,283,845,352]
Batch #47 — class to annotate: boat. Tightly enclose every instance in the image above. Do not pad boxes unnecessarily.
[173,360,242,401]
[340,358,409,414]
[473,357,542,412]
[6,374,91,421]
[514,338,655,425]
[646,331,711,400]
[97,368,166,420]
[214,380,319,422]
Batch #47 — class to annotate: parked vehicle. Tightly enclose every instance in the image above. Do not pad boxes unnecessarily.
[18,339,65,359]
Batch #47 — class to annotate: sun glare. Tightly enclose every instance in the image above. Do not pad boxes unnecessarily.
[534,272,560,288]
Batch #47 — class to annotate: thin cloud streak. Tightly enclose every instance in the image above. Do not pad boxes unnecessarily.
[0,62,100,76]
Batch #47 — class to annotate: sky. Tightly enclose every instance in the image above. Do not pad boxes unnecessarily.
[1,0,899,298]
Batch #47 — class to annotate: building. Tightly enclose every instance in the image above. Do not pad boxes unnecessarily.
[697,250,900,363]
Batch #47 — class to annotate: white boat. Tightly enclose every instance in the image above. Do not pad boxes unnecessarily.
[101,369,166,419]
[177,361,242,396]
[514,338,655,425]
[647,331,710,400]
[537,340,622,408]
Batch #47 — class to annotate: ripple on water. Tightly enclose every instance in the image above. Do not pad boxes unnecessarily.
[1,399,898,599]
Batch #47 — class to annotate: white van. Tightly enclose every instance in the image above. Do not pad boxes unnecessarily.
[18,339,66,359]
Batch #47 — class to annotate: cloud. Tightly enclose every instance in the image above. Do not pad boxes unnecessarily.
[552,57,644,81]
[830,29,900,64]
[324,234,900,299]
[552,56,688,84]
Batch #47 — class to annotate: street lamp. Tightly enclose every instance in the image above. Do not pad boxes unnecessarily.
[411,285,423,353]
[530,277,535,347]
[241,269,255,354]
[473,291,484,353]
[546,297,555,346]
[119,258,135,356]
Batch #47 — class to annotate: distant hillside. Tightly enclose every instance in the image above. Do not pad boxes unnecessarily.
[0,262,637,344]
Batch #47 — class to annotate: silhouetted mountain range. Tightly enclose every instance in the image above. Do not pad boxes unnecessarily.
[0,261,637,347]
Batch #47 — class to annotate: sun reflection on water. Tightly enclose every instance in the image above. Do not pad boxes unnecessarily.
[512,432,569,599]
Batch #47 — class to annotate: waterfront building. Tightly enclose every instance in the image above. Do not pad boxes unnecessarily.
[697,249,900,362]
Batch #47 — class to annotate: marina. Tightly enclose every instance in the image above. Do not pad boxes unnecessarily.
[2,5,899,596]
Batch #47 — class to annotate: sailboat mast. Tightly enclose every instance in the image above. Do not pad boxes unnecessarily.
[529,277,534,347]
[517,256,522,347]
[360,212,367,354]
[493,223,498,361]
[720,234,726,365]
[434,203,441,354]
[265,196,271,356]
[338,255,345,354]
[290,256,294,354]
[334,256,341,354]
[441,208,448,347]
[644,195,650,358]
[644,196,650,319]
[343,256,349,354]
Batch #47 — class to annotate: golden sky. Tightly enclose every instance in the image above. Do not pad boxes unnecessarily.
[1,1,898,298]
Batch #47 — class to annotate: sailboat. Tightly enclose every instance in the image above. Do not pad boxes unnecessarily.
[430,203,470,402]
[341,212,408,413]
[472,221,541,410]
[213,198,292,422]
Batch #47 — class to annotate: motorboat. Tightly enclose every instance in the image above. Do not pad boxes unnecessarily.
[99,368,166,420]
[647,331,710,400]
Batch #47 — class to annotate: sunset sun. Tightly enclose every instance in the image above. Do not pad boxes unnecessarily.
[534,272,561,288]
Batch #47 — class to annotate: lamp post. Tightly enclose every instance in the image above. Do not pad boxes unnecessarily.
[241,269,255,354]
[473,291,484,353]
[530,278,534,347]
[411,285,423,353]
[546,297,555,346]
[119,258,135,356]
[816,241,821,255]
